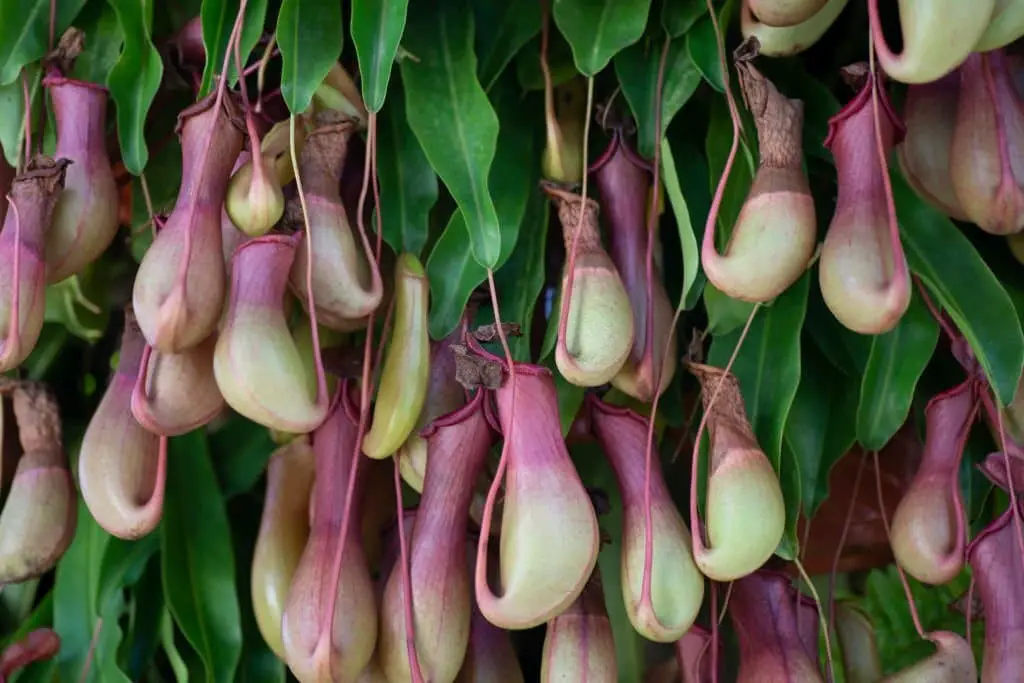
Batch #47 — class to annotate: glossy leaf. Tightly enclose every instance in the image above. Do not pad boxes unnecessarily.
[0,61,42,167]
[277,0,343,114]
[661,138,701,311]
[472,0,542,91]
[662,0,706,37]
[804,278,870,377]
[211,414,276,498]
[425,77,537,338]
[777,443,803,559]
[233,0,269,84]
[98,536,160,614]
[198,0,231,97]
[0,0,88,85]
[95,592,131,683]
[162,431,242,683]
[376,76,437,258]
[160,609,191,683]
[199,0,269,96]
[515,30,577,91]
[350,0,408,112]
[53,500,111,683]
[401,0,502,268]
[704,282,754,335]
[785,342,858,518]
[122,558,165,681]
[684,0,739,93]
[708,271,810,470]
[893,169,1024,406]
[545,361,587,436]
[107,0,163,175]
[552,0,652,76]
[856,290,938,452]
[494,185,550,362]
[72,2,124,85]
[704,91,754,240]
[614,37,701,158]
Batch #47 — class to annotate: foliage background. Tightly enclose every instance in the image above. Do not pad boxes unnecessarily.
[0,0,1020,680]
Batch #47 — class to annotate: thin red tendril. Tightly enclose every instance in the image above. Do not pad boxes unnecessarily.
[636,32,675,633]
[20,72,32,172]
[828,449,868,650]
[688,305,760,552]
[701,0,742,262]
[327,110,398,675]
[473,269,519,627]
[872,449,927,640]
[165,0,248,349]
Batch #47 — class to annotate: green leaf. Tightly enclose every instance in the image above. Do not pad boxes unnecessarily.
[662,0,706,37]
[515,30,577,91]
[494,184,550,362]
[804,278,870,377]
[555,370,586,436]
[401,0,502,268]
[199,0,269,96]
[71,1,124,85]
[856,290,938,452]
[708,271,809,471]
[350,0,408,112]
[615,37,701,158]
[98,535,160,614]
[425,77,537,338]
[0,0,89,85]
[425,212,477,339]
[95,593,131,683]
[230,0,268,84]
[703,282,754,335]
[704,95,753,243]
[892,169,1024,406]
[776,442,802,559]
[472,0,542,91]
[277,0,343,114]
[661,138,701,311]
[376,76,437,258]
[160,609,190,683]
[122,558,165,681]
[684,0,738,92]
[162,430,242,683]
[0,61,42,167]
[785,341,857,518]
[53,500,111,683]
[106,0,163,175]
[552,0,652,76]
[211,414,275,498]
[198,0,231,97]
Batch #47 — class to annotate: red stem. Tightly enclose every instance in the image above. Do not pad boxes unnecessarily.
[872,449,927,639]
[637,33,672,631]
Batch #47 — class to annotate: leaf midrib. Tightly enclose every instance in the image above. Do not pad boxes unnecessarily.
[0,0,48,83]
[438,10,491,264]
[862,328,902,450]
